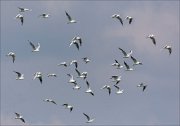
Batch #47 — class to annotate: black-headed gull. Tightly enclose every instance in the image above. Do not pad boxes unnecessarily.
[162,45,172,55]
[6,52,15,63]
[112,14,123,26]
[28,40,40,52]
[39,13,50,18]
[110,75,121,85]
[130,56,142,66]
[18,7,32,12]
[114,85,124,94]
[65,11,76,24]
[137,83,147,92]
[82,57,91,64]
[125,16,133,24]
[75,69,88,80]
[15,14,23,25]
[111,60,123,69]
[118,48,133,58]
[62,103,73,112]
[124,61,133,71]
[13,71,24,80]
[85,81,94,96]
[83,113,95,123]
[147,34,156,45]
[33,72,42,84]
[43,99,57,105]
[14,112,25,123]
[101,85,111,95]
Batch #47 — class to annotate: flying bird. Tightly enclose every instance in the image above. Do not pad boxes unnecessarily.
[13,71,24,80]
[110,75,121,85]
[69,37,82,50]
[124,61,133,71]
[85,81,94,96]
[47,73,57,77]
[147,34,156,45]
[112,14,123,26]
[137,83,147,92]
[70,60,78,68]
[65,11,76,24]
[18,7,32,12]
[28,40,40,52]
[58,62,68,67]
[15,14,23,25]
[33,72,42,84]
[101,85,111,95]
[130,56,142,66]
[125,16,133,24]
[75,69,88,80]
[114,85,124,94]
[39,13,50,18]
[43,99,57,105]
[6,52,15,63]
[83,113,95,123]
[67,74,77,85]
[118,48,133,58]
[62,103,73,112]
[111,60,123,69]
[82,57,91,64]
[14,112,25,123]
[162,45,172,55]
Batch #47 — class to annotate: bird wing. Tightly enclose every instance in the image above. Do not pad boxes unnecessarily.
[117,16,123,26]
[130,56,137,63]
[143,85,147,91]
[13,71,21,77]
[124,61,130,69]
[12,55,15,63]
[129,18,133,24]
[86,81,90,88]
[15,112,20,117]
[83,113,90,120]
[74,62,78,68]
[79,38,82,46]
[75,69,81,76]
[20,118,25,123]
[65,11,72,21]
[51,100,57,105]
[115,59,119,64]
[168,48,172,55]
[74,42,79,50]
[20,17,23,25]
[108,87,111,95]
[118,48,127,56]
[151,37,156,45]
[39,76,42,84]
[29,40,36,50]
[114,85,120,90]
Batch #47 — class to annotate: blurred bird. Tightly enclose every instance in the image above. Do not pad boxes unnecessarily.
[13,71,24,80]
[65,11,76,24]
[85,81,94,96]
[114,85,124,94]
[47,73,57,77]
[137,83,147,92]
[82,57,91,64]
[130,56,142,66]
[39,13,50,18]
[70,60,78,68]
[6,52,15,63]
[125,16,133,24]
[75,68,88,80]
[110,75,121,85]
[101,85,111,95]
[62,103,73,112]
[118,48,133,58]
[147,34,156,45]
[112,14,123,26]
[83,113,95,123]
[14,112,25,123]
[58,62,68,67]
[15,14,23,25]
[28,40,40,52]
[162,45,172,55]
[124,61,133,71]
[33,72,42,84]
[43,99,57,105]
[111,60,123,69]
[18,7,32,12]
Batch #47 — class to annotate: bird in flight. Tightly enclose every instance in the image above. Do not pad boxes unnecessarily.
[70,60,78,68]
[13,71,24,80]
[114,85,124,94]
[162,45,172,55]
[14,112,25,123]
[33,72,42,84]
[43,99,57,105]
[39,13,50,18]
[58,61,68,67]
[137,83,147,92]
[15,14,24,25]
[47,73,57,77]
[130,56,143,66]
[75,68,88,80]
[124,61,133,71]
[118,48,133,58]
[111,59,123,69]
[6,52,15,63]
[112,14,123,26]
[85,80,94,96]
[62,103,73,112]
[65,11,77,24]
[82,57,91,64]
[147,34,156,46]
[125,16,133,24]
[101,85,111,95]
[18,7,32,12]
[110,75,121,85]
[28,40,40,52]
[83,113,95,123]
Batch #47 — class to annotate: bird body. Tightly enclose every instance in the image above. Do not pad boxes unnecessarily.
[29,40,40,52]
[13,71,24,80]
[124,61,133,71]
[130,56,142,65]
[119,48,132,58]
[65,11,76,24]
[62,104,73,112]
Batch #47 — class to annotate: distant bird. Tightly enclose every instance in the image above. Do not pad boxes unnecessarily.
[33,72,42,84]
[70,60,78,68]
[72,83,81,90]
[111,60,123,69]
[112,14,123,26]
[124,61,133,71]
[118,48,133,58]
[69,39,80,50]
[83,113,95,123]
[147,34,156,45]
[39,13,50,18]
[114,85,124,94]
[28,40,40,52]
[82,57,91,64]
[67,74,77,84]
[15,14,23,25]
[162,45,172,55]
[110,75,121,85]
[101,85,111,95]
[137,83,147,92]
[43,99,57,105]
[14,112,25,123]
[18,7,32,12]
[62,103,73,112]
[65,11,76,24]
[75,69,88,80]
[69,37,82,50]
[125,16,133,24]
[13,71,24,80]
[85,81,94,96]
[130,56,142,66]
[58,62,68,67]
[47,73,57,77]
[6,52,15,63]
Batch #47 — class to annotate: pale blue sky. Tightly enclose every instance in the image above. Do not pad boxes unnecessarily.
[1,1,179,125]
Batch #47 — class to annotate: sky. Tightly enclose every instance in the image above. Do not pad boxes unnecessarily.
[0,1,179,125]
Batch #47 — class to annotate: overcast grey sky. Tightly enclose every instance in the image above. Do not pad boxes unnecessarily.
[1,1,179,125]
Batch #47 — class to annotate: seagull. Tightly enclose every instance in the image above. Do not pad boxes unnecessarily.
[112,14,123,26]
[124,61,133,71]
[85,81,94,96]
[137,83,147,92]
[65,11,76,24]
[13,71,24,80]
[69,40,80,50]
[118,48,133,58]
[125,16,133,24]
[111,60,123,69]
[47,73,57,77]
[67,74,77,84]
[110,75,121,85]
[14,112,25,123]
[101,85,111,95]
[62,103,73,112]
[15,14,23,25]
[72,83,81,90]
[72,36,82,46]
[75,69,88,80]
[43,99,57,105]
[82,57,91,64]
[6,52,15,63]
[18,7,32,12]
[33,72,42,84]
[162,45,172,55]
[28,40,40,52]
[83,113,95,123]
[70,60,78,68]
[114,85,124,94]
[130,56,142,66]
[58,62,68,67]
[39,13,50,18]
[147,34,156,45]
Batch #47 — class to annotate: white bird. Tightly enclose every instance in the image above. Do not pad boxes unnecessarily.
[28,40,40,52]
[18,7,32,12]
[125,16,133,24]
[69,40,80,50]
[67,74,77,84]
[13,71,24,80]
[111,60,123,69]
[47,73,57,77]
[58,62,68,67]
[137,83,147,92]
[70,60,78,68]
[72,36,82,46]
[110,75,121,85]
[114,85,124,94]
[15,14,23,25]
[33,72,42,84]
[65,11,76,24]
[72,83,81,90]
[162,45,172,55]
[130,56,142,66]
[124,61,133,71]
[82,57,91,64]
[112,14,123,26]
[62,103,73,112]
[101,85,111,95]
[43,99,57,105]
[85,81,94,96]
[75,68,88,80]
[14,112,25,123]
[83,113,95,123]
[147,34,156,45]
[118,48,133,58]
[6,52,15,63]
[39,13,50,18]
